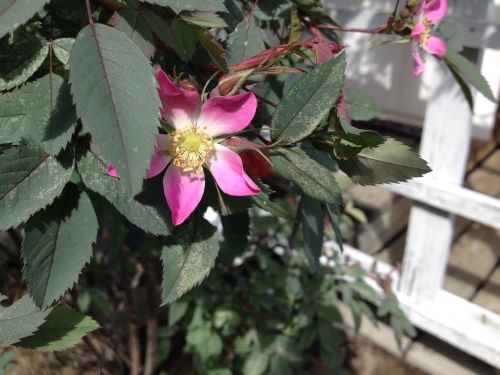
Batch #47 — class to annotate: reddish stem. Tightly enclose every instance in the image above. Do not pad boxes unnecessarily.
[85,0,94,25]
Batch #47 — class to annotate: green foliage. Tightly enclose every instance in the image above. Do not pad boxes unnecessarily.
[251,183,292,219]
[227,16,266,65]
[445,50,496,104]
[0,145,73,231]
[0,350,14,375]
[0,37,49,91]
[161,219,220,304]
[0,95,26,144]
[271,53,346,144]
[113,7,156,59]
[171,20,197,61]
[77,149,172,236]
[69,23,161,195]
[271,147,342,205]
[22,189,98,308]
[243,351,269,375]
[17,73,76,155]
[52,38,75,69]
[0,0,49,39]
[344,88,379,121]
[301,196,324,272]
[18,306,99,351]
[337,138,431,185]
[140,0,227,12]
[192,26,228,71]
[180,11,227,28]
[0,294,52,346]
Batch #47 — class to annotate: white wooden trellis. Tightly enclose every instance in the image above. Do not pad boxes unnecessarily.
[325,0,500,368]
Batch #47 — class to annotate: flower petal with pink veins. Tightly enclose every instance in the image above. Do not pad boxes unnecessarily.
[207,144,261,196]
[146,134,172,178]
[424,0,447,23]
[163,165,205,226]
[412,48,425,76]
[424,35,447,57]
[156,70,200,129]
[198,92,257,137]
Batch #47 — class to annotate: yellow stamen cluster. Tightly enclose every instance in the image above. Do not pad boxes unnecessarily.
[420,19,432,46]
[170,124,213,174]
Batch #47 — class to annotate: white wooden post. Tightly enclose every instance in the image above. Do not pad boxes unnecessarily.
[399,59,472,302]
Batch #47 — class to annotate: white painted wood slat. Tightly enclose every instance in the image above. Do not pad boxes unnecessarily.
[386,180,500,230]
[339,244,500,368]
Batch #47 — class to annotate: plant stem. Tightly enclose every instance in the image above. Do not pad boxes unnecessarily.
[85,0,94,26]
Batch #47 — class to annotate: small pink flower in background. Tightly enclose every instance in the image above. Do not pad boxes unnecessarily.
[410,0,448,76]
[107,164,119,178]
[147,70,261,226]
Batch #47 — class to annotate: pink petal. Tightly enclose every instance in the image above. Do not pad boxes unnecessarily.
[411,21,426,40]
[197,92,257,137]
[107,164,119,178]
[163,164,205,226]
[424,0,447,23]
[156,70,200,129]
[207,144,261,196]
[146,134,172,178]
[412,48,426,76]
[424,35,447,57]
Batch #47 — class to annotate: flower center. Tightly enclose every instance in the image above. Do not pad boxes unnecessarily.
[170,124,213,174]
[420,19,432,46]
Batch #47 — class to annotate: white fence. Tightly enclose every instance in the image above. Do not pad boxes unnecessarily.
[325,0,500,368]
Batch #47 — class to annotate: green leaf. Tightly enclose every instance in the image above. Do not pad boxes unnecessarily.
[301,196,324,272]
[270,147,342,205]
[113,7,156,59]
[325,204,344,253]
[447,58,474,110]
[77,149,172,236]
[243,350,270,375]
[344,88,379,121]
[227,16,266,65]
[338,117,384,148]
[0,37,49,91]
[168,301,188,326]
[445,50,496,103]
[187,327,223,361]
[192,26,228,71]
[0,0,50,39]
[18,306,99,351]
[161,219,219,304]
[255,0,291,21]
[22,189,98,308]
[52,38,75,69]
[140,0,227,12]
[19,74,76,155]
[0,94,27,144]
[337,138,431,185]
[251,183,291,219]
[69,23,161,195]
[0,145,73,231]
[0,294,52,346]
[271,53,346,144]
[171,20,197,62]
[181,11,227,28]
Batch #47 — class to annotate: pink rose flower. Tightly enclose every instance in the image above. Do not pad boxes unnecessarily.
[410,0,448,76]
[146,70,261,226]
